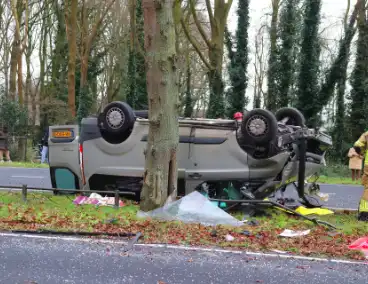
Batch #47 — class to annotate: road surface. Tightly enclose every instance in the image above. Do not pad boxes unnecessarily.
[0,234,367,284]
[0,167,51,188]
[0,167,363,209]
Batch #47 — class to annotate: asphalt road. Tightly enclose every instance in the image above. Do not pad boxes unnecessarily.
[0,234,367,284]
[0,167,364,209]
[0,167,51,188]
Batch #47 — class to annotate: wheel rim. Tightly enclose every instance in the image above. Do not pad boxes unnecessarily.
[246,115,268,137]
[106,107,125,129]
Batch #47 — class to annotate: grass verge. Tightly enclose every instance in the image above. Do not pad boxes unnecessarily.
[317,176,360,185]
[1,192,367,260]
[0,162,49,168]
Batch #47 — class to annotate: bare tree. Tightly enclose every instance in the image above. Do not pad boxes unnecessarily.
[181,0,233,118]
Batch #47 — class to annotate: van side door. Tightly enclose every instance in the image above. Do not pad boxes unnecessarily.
[48,125,81,190]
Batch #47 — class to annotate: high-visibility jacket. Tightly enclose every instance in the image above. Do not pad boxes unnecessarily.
[354,131,368,165]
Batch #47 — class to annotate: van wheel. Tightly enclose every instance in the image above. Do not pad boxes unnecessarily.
[241,109,278,144]
[275,107,305,126]
[99,101,135,135]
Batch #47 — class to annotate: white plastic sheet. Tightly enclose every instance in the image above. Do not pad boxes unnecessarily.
[279,229,310,237]
[137,191,243,227]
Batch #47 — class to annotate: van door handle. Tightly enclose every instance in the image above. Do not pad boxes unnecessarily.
[189,173,202,179]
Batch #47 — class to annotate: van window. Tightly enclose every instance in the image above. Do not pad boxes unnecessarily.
[54,168,77,190]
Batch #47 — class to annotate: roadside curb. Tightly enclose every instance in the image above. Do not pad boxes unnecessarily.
[327,207,358,212]
[0,232,367,265]
[318,183,362,187]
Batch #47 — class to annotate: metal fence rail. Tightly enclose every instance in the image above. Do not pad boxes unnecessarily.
[0,184,143,242]
[0,184,123,208]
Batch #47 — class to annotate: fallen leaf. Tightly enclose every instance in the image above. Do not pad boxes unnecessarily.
[296,265,310,270]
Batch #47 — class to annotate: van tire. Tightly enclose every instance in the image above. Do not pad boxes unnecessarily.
[240,109,278,144]
[99,101,135,135]
[275,107,305,126]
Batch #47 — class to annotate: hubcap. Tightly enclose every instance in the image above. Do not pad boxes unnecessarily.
[246,116,268,137]
[106,107,125,129]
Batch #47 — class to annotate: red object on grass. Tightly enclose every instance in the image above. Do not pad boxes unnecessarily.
[349,237,368,250]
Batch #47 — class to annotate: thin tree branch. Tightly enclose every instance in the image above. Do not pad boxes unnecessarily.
[205,0,215,30]
[224,0,234,17]
[180,17,211,70]
[189,0,211,48]
[85,0,116,56]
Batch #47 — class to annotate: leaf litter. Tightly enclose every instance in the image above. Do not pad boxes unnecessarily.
[0,192,367,260]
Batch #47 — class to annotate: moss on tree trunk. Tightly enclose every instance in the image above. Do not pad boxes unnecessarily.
[140,0,179,211]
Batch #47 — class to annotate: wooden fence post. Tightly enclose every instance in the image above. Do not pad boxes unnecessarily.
[114,190,120,209]
[21,184,27,203]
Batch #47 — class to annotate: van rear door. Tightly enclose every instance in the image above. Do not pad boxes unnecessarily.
[48,125,82,190]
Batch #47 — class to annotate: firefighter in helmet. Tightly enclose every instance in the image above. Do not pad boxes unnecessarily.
[353,131,368,221]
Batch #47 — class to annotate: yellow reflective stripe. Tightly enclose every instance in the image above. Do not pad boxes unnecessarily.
[359,200,368,212]
[355,141,365,147]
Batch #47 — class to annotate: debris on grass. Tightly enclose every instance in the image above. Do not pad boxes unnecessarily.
[246,220,259,226]
[1,192,368,261]
[349,237,368,258]
[137,191,243,227]
[73,193,125,207]
[279,229,311,237]
[225,234,235,241]
[294,206,334,216]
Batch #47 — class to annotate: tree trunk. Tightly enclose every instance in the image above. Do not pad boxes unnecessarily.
[77,0,116,121]
[9,36,19,100]
[3,26,10,97]
[226,0,250,116]
[184,50,192,117]
[296,0,322,127]
[182,0,232,118]
[37,5,48,127]
[140,0,179,211]
[66,0,78,117]
[127,0,147,109]
[277,0,298,108]
[318,0,362,113]
[207,44,225,118]
[51,0,67,100]
[77,54,90,122]
[349,0,367,140]
[266,0,280,111]
[25,48,32,124]
[17,48,23,105]
[207,67,224,118]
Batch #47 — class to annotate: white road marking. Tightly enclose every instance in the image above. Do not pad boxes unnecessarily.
[11,175,45,179]
[0,232,366,265]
